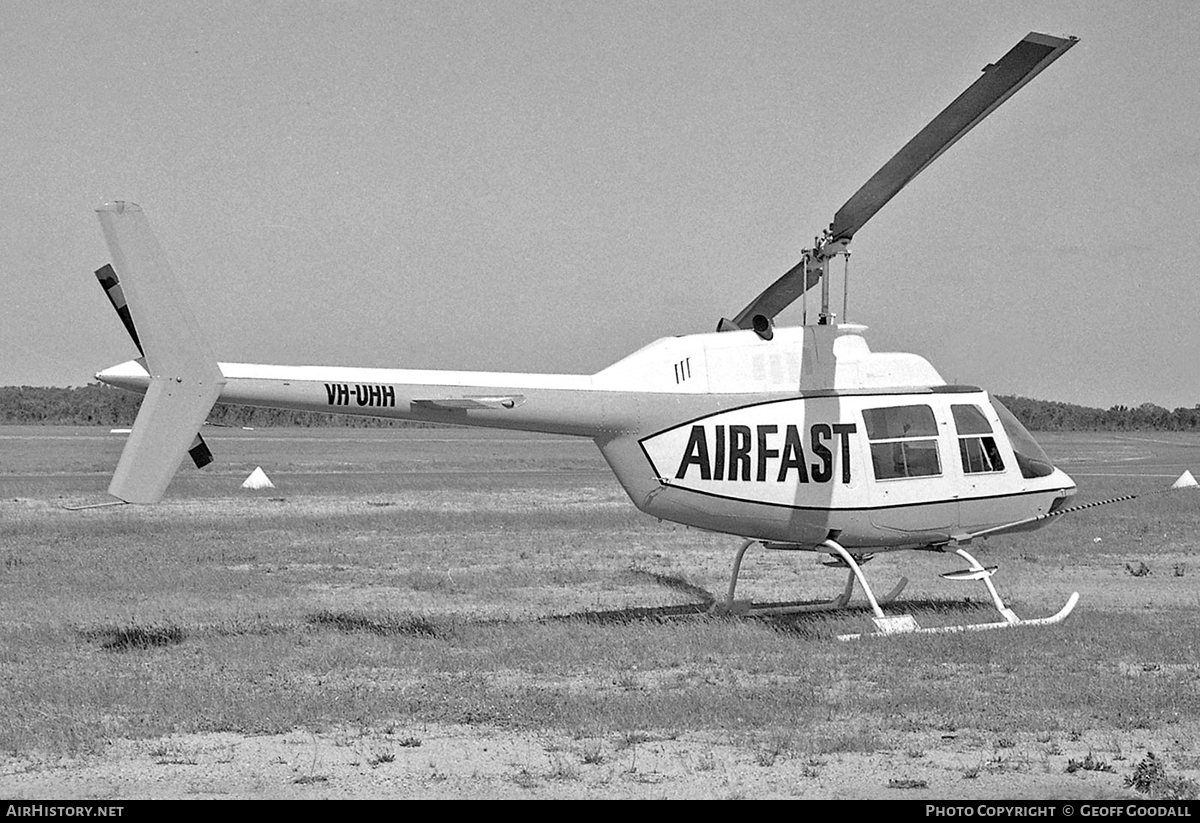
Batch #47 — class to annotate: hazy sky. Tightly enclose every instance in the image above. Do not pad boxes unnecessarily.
[3,1,1197,410]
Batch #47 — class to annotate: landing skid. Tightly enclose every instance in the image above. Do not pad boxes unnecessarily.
[837,591,1080,640]
[835,544,1078,639]
[713,538,1079,639]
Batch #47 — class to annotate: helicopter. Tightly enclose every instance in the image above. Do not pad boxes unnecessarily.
[88,31,1196,638]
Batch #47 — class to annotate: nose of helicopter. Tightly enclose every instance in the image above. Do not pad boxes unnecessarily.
[1046,467,1077,512]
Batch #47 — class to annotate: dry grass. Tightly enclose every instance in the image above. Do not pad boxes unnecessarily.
[1,426,1199,797]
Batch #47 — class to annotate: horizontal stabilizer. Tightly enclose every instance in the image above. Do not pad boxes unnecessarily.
[1172,470,1197,490]
[412,395,525,410]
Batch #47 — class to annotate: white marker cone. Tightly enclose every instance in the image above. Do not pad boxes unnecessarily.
[242,466,275,490]
[1172,470,1197,489]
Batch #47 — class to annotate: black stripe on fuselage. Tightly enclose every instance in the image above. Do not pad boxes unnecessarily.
[652,483,1067,513]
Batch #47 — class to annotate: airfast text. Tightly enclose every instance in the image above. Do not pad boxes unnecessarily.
[675,423,857,483]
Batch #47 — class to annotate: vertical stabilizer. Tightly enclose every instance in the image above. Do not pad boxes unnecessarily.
[96,202,226,503]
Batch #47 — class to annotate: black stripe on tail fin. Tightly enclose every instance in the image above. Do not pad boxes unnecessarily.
[94,263,144,355]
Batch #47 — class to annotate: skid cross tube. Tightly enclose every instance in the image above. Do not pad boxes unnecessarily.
[714,538,907,617]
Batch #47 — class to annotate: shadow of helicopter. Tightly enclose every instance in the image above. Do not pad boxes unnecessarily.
[533,567,995,637]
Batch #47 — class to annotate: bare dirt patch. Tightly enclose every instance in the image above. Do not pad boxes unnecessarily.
[5,722,1195,799]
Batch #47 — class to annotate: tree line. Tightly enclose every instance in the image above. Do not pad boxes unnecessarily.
[0,383,1198,431]
[995,396,1200,432]
[0,384,419,428]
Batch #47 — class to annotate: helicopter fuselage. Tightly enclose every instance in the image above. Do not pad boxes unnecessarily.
[97,322,1076,551]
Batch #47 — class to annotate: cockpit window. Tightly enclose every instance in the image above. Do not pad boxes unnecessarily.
[952,404,1005,474]
[863,404,942,480]
[990,397,1056,479]
[864,405,938,439]
[951,404,992,435]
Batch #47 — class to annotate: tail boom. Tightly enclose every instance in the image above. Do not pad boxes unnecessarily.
[97,358,622,438]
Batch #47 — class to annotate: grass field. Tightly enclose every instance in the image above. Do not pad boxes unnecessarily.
[1,426,1199,798]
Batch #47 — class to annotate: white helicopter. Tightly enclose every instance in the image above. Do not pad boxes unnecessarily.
[89,31,1196,638]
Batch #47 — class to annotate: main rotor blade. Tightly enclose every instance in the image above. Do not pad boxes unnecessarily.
[723,31,1076,331]
[830,31,1077,243]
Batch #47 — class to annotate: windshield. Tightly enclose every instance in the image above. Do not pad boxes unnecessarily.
[989,397,1056,479]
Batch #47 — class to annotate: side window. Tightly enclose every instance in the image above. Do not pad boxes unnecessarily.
[952,404,1005,474]
[863,405,942,480]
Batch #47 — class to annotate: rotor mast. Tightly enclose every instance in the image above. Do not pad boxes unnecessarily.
[805,232,850,326]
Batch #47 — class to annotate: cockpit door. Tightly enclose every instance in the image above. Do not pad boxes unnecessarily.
[950,401,1023,531]
[863,402,957,534]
